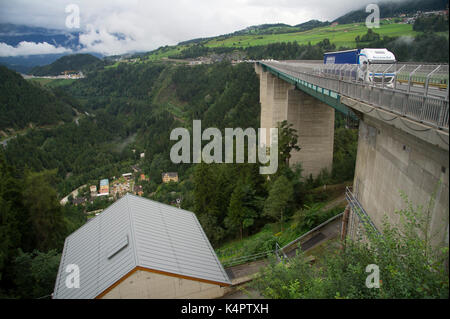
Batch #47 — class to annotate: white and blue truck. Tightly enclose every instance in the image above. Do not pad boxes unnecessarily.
[323,48,397,85]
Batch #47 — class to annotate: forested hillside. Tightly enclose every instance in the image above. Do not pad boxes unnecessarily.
[2,55,358,244]
[29,54,102,76]
[0,66,75,131]
[333,0,448,24]
[3,62,262,195]
[65,62,166,99]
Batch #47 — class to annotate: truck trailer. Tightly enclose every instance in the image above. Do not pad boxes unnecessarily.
[323,48,397,85]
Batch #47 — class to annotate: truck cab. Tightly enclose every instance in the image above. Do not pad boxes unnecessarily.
[358,48,396,85]
[324,48,397,86]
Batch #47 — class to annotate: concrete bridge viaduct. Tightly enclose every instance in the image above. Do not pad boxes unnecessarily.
[254,61,449,247]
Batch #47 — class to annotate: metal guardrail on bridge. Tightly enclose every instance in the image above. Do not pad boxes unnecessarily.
[258,61,449,131]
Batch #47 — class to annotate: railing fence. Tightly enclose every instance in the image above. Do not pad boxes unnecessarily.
[260,61,449,131]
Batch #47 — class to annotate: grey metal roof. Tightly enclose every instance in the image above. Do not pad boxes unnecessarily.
[53,194,230,299]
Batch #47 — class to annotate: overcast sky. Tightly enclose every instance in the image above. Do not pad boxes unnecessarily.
[0,0,402,56]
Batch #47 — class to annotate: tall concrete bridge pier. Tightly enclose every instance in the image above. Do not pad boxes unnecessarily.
[255,63,335,178]
[254,60,449,247]
[345,96,448,247]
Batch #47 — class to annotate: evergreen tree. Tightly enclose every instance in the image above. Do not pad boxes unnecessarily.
[12,249,61,299]
[225,182,258,239]
[278,120,301,167]
[22,170,67,252]
[263,175,294,231]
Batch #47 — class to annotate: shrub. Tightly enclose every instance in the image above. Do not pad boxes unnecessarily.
[252,194,449,299]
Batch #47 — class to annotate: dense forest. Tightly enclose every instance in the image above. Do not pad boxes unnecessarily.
[0,66,75,131]
[413,13,449,32]
[0,152,85,298]
[65,62,166,99]
[356,29,449,62]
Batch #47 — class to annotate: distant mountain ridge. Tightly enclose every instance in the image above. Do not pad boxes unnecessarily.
[0,23,105,73]
[0,23,81,49]
[334,0,448,24]
[29,53,103,76]
[177,20,330,46]
[178,0,447,47]
[0,53,70,74]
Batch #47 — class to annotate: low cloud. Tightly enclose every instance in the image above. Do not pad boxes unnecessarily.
[395,36,414,45]
[78,24,159,56]
[0,41,72,57]
[0,0,406,56]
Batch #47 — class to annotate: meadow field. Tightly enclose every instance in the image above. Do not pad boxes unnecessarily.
[205,22,417,49]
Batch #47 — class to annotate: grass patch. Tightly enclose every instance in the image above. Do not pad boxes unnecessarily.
[145,46,189,61]
[164,102,189,121]
[216,203,344,266]
[150,66,190,121]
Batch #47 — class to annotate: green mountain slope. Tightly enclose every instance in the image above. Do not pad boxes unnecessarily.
[0,66,74,131]
[143,21,420,63]
[30,53,102,76]
[142,0,448,63]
